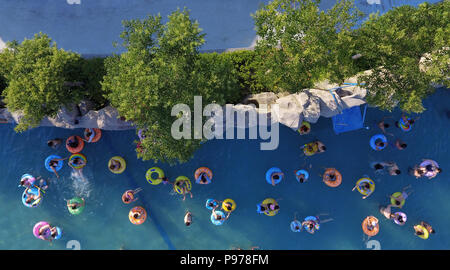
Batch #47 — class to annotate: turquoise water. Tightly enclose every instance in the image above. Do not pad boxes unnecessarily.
[0,88,449,250]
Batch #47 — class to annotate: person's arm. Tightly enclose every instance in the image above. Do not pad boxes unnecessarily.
[51,166,59,178]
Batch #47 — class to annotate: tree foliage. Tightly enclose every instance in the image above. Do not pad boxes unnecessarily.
[252,0,363,93]
[355,1,450,113]
[102,9,239,164]
[1,33,83,132]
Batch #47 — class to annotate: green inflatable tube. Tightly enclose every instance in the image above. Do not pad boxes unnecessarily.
[67,197,85,215]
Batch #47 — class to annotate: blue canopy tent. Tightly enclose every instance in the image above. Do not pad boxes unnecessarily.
[329,83,369,134]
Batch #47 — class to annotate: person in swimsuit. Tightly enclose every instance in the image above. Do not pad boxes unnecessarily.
[49,157,67,178]
[184,211,193,226]
[395,139,407,150]
[271,172,284,186]
[47,138,62,149]
[390,185,413,208]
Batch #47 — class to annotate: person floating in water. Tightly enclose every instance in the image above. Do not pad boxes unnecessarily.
[377,117,394,136]
[301,214,333,234]
[172,178,193,201]
[109,159,122,173]
[315,141,326,153]
[298,122,311,135]
[122,188,143,204]
[258,200,280,215]
[394,139,407,150]
[67,197,85,211]
[66,136,80,149]
[36,176,49,191]
[294,170,308,183]
[271,171,284,186]
[24,187,42,205]
[385,162,401,176]
[395,114,419,130]
[48,156,67,178]
[212,207,230,222]
[352,180,374,199]
[68,156,86,171]
[390,185,413,208]
[184,211,193,226]
[47,138,62,149]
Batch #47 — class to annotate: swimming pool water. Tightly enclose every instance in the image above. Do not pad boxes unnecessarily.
[0,88,449,250]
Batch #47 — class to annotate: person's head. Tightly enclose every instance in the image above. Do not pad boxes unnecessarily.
[426,164,433,171]
[320,146,326,151]
[437,168,442,174]
[295,225,300,230]
[374,163,383,170]
[383,123,390,128]
[185,221,191,226]
[26,197,33,204]
[133,213,140,219]
[395,200,401,206]
[416,230,424,236]
[299,175,305,183]
[376,141,385,147]
[225,204,232,211]
[409,119,415,125]
[397,215,403,222]
[47,141,54,147]
[394,169,401,175]
[308,223,314,230]
[20,179,26,186]
[124,196,130,202]
[109,164,115,170]
[363,182,370,189]
[400,143,407,149]
[329,173,335,180]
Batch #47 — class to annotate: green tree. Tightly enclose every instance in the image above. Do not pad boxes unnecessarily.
[355,1,450,113]
[1,33,83,132]
[103,9,239,164]
[252,0,363,93]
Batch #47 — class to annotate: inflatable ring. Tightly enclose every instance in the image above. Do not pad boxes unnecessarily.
[304,216,320,233]
[67,197,85,215]
[53,227,63,240]
[260,198,279,216]
[146,167,164,185]
[33,221,51,240]
[370,134,387,151]
[355,177,375,196]
[129,206,147,225]
[290,220,302,232]
[45,155,64,172]
[108,156,126,174]
[22,187,42,208]
[122,190,135,204]
[362,216,379,237]
[393,212,407,225]
[20,174,36,188]
[84,128,102,143]
[303,142,318,156]
[211,210,226,226]
[415,225,429,240]
[222,199,236,213]
[173,176,191,194]
[323,168,342,188]
[194,167,213,184]
[206,199,219,210]
[295,170,309,183]
[66,136,85,154]
[399,117,412,132]
[265,167,283,185]
[419,160,439,178]
[69,153,87,169]
[297,121,311,135]
[390,192,406,208]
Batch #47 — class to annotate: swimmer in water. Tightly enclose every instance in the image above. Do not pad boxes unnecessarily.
[109,158,122,172]
[47,138,62,149]
[371,162,389,173]
[377,117,394,136]
[48,157,67,178]
[390,185,413,208]
[395,139,407,150]
[420,221,435,235]
[212,207,231,222]
[67,197,85,210]
[379,204,395,219]
[385,162,401,176]
[68,156,86,170]
[316,141,326,153]
[271,171,284,186]
[352,181,374,199]
[184,211,192,226]
[36,176,49,191]
[294,170,308,183]
[198,173,210,184]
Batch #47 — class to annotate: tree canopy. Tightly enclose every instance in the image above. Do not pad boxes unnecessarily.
[102,9,239,164]
[1,33,83,132]
[252,0,363,93]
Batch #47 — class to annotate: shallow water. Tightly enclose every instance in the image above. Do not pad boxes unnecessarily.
[0,88,449,250]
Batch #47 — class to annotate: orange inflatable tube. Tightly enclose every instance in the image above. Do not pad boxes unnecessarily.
[362,216,379,236]
[66,136,85,154]
[323,168,342,188]
[129,206,147,225]
[122,190,134,204]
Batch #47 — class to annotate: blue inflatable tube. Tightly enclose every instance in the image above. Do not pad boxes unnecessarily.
[295,170,309,182]
[210,211,226,226]
[196,174,211,184]
[265,167,283,185]
[54,227,62,240]
[22,187,42,208]
[370,134,387,151]
[45,155,63,172]
[290,220,302,232]
[205,199,219,210]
